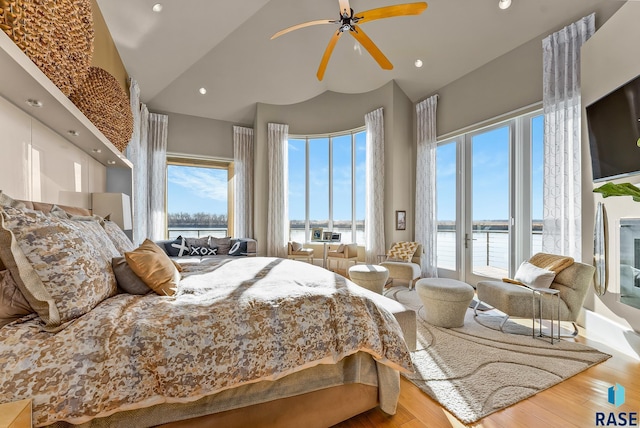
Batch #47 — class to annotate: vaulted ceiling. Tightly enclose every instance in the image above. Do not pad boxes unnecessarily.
[96,0,621,124]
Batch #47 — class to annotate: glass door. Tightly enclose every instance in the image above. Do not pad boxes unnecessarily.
[464,124,512,284]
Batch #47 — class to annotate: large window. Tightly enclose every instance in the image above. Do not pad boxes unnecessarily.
[435,111,544,281]
[288,129,366,244]
[166,157,232,239]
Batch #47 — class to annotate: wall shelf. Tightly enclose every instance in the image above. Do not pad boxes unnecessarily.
[0,31,132,169]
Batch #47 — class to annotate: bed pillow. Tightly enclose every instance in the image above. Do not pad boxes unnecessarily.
[210,236,232,255]
[0,206,120,329]
[165,235,189,257]
[125,239,180,296]
[102,220,135,254]
[0,269,33,328]
[513,261,556,289]
[386,241,419,262]
[112,257,152,295]
[189,246,218,256]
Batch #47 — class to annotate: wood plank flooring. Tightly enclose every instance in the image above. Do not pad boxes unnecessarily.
[334,332,640,427]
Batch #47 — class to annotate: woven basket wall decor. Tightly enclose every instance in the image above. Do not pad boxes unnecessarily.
[69,67,134,152]
[0,0,94,97]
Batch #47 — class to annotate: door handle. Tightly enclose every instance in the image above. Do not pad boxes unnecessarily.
[464,233,477,249]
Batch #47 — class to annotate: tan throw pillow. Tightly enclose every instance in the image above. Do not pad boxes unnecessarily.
[386,241,419,262]
[125,239,180,296]
[0,269,33,328]
[291,241,303,252]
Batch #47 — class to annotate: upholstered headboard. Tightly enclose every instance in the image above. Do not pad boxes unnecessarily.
[18,201,92,217]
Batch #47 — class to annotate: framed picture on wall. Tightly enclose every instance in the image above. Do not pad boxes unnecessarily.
[322,231,332,241]
[396,210,406,231]
[311,228,323,241]
[331,232,341,242]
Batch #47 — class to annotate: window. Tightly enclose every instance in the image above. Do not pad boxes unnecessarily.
[166,157,232,239]
[288,128,366,244]
[435,111,544,281]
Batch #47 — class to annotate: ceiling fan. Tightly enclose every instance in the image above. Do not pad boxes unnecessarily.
[271,0,428,81]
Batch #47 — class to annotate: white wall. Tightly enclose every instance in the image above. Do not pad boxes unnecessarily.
[0,95,106,207]
[581,1,640,336]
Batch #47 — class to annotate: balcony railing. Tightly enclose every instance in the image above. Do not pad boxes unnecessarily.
[167,227,228,239]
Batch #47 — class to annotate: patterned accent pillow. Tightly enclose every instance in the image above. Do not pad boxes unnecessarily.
[0,206,120,329]
[102,220,134,254]
[229,240,247,256]
[210,236,232,255]
[190,246,218,256]
[0,269,33,328]
[386,241,419,263]
[125,239,180,296]
[165,236,189,257]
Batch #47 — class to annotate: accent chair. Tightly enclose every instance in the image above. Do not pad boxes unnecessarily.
[475,260,595,336]
[379,242,423,290]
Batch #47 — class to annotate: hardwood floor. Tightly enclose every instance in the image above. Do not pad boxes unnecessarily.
[334,333,640,427]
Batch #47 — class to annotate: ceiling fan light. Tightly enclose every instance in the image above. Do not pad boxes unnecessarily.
[152,3,163,13]
[498,0,511,10]
[414,59,423,68]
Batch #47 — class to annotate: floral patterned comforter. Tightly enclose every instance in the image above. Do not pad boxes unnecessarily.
[0,257,412,427]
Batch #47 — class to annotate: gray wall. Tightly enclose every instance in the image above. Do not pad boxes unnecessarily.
[581,1,640,333]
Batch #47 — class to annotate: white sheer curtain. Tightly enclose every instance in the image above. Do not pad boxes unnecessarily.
[364,108,385,264]
[126,79,148,245]
[233,126,254,238]
[147,113,169,242]
[541,13,595,258]
[415,95,438,278]
[267,123,289,258]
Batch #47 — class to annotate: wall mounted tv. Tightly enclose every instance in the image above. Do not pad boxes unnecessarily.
[586,73,640,182]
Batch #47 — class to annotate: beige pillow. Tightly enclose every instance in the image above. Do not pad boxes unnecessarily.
[125,239,180,296]
[0,206,120,329]
[386,241,419,262]
[210,236,232,255]
[0,269,33,328]
[290,241,303,252]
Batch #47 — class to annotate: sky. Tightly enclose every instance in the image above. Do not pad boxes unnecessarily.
[167,165,228,215]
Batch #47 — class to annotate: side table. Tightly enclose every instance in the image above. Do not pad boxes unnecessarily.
[531,287,560,344]
[0,398,32,428]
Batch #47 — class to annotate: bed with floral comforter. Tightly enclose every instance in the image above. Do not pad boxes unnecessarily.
[0,222,412,428]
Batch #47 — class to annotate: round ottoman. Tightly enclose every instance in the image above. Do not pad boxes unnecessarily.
[348,265,389,294]
[416,278,475,328]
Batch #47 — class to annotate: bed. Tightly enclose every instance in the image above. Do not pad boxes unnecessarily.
[0,196,413,427]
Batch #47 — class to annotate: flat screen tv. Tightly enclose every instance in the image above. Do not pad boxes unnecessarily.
[586,73,640,182]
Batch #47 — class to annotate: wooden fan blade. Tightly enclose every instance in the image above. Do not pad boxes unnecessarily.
[338,0,351,17]
[350,25,393,70]
[356,2,428,24]
[317,29,342,81]
[271,19,335,40]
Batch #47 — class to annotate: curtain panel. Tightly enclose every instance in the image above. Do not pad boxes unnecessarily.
[415,95,438,278]
[126,79,148,246]
[364,108,385,264]
[541,13,595,259]
[267,123,289,258]
[147,113,169,242]
[234,126,254,239]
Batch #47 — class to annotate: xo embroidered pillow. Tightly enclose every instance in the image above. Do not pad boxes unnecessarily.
[386,241,419,262]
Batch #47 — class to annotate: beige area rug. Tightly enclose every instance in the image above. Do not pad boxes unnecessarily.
[383,286,611,424]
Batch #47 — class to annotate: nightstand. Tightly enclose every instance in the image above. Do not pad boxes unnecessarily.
[0,399,32,428]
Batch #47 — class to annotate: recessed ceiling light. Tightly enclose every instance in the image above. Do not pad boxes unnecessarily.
[26,99,43,108]
[67,130,79,136]
[92,148,102,154]
[498,0,511,10]
[152,3,163,13]
[199,87,207,95]
[107,160,117,165]
[414,59,423,68]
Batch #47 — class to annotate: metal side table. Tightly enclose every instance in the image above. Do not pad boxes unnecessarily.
[531,287,560,344]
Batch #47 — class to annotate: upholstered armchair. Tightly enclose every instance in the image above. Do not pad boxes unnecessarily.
[326,243,358,272]
[379,242,423,290]
[287,241,314,264]
[475,260,595,336]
